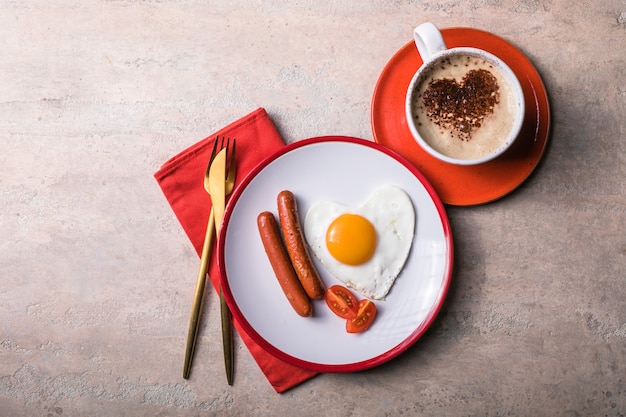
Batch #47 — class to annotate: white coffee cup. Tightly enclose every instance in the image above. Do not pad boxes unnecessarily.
[405,23,525,165]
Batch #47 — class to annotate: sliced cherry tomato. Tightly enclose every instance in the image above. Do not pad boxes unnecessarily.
[346,299,377,333]
[324,285,358,319]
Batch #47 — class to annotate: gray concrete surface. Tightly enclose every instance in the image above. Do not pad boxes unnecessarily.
[1,0,625,415]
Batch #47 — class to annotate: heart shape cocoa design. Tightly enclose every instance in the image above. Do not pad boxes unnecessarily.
[421,69,500,141]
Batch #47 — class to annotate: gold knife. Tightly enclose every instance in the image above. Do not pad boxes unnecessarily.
[207,148,234,385]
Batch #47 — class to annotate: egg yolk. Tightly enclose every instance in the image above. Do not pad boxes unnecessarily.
[325,213,377,265]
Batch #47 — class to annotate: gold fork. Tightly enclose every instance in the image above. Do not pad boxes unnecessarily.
[183,137,236,380]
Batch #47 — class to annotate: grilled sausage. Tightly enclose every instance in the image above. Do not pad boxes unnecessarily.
[257,211,312,317]
[277,190,325,300]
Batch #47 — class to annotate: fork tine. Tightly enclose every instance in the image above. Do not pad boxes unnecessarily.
[226,138,236,181]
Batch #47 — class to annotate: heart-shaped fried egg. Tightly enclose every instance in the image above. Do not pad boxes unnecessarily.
[303,185,415,300]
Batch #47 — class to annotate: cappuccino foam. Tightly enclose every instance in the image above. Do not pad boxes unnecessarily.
[410,53,517,161]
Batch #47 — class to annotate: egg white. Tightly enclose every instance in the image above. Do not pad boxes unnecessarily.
[303,185,415,300]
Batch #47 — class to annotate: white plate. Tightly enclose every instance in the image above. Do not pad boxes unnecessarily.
[217,137,453,372]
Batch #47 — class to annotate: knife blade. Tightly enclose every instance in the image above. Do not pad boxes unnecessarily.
[209,148,227,236]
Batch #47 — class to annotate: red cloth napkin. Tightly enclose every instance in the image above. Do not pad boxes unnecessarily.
[154,108,318,393]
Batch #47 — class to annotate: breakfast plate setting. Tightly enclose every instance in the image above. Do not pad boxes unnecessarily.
[217,137,453,372]
[163,24,551,386]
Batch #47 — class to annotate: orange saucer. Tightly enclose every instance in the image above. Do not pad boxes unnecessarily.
[371,27,551,206]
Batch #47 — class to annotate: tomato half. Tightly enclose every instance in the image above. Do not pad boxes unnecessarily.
[346,299,377,333]
[324,285,358,319]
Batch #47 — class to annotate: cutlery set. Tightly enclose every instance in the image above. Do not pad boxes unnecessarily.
[183,137,237,384]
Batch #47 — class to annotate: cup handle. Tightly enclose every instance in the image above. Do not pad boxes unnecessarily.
[413,22,447,63]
